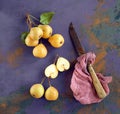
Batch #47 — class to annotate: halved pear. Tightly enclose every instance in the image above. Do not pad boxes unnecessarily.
[45,64,58,79]
[56,57,70,72]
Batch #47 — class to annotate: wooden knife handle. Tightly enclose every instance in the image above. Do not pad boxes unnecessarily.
[88,64,107,99]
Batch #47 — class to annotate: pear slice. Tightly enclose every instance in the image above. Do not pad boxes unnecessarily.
[56,57,70,72]
[45,64,58,79]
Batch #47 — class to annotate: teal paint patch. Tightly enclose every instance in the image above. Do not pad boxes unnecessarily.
[0,86,33,114]
[114,11,120,20]
[114,0,120,21]
[103,76,120,114]
[90,0,120,49]
[91,23,120,48]
[44,95,85,114]
[44,97,64,114]
[15,111,26,114]
[91,23,120,46]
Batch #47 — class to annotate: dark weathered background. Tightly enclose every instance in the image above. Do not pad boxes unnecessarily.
[0,0,120,114]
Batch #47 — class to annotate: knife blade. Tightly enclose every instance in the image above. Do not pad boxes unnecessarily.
[69,22,107,99]
[69,22,85,56]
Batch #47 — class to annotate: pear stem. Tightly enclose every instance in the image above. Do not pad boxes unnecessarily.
[53,54,59,64]
[39,39,43,44]
[48,77,52,86]
[26,13,39,30]
[40,76,46,85]
[26,14,32,30]
[28,14,40,22]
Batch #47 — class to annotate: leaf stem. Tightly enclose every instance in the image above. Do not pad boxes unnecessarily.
[26,14,32,30]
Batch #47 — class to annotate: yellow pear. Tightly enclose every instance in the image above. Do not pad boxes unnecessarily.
[25,34,39,47]
[29,27,43,40]
[45,86,59,101]
[30,84,44,98]
[33,43,48,58]
[48,34,64,48]
[38,24,53,39]
[44,64,58,79]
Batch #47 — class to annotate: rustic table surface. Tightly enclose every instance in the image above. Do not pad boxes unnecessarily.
[0,0,120,114]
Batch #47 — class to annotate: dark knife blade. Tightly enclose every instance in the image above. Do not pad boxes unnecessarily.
[69,22,85,56]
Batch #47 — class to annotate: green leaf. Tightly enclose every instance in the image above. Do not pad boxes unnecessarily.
[40,12,55,25]
[20,32,29,44]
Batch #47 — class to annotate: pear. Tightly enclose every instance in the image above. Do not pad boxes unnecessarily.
[38,24,53,39]
[48,34,64,48]
[30,84,44,98]
[25,34,39,47]
[56,57,70,72]
[33,43,48,58]
[45,86,59,101]
[29,27,43,40]
[45,64,58,79]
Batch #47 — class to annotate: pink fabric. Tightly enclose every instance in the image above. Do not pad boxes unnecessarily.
[70,52,112,104]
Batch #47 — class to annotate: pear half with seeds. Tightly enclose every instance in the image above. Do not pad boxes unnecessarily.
[45,64,58,79]
[56,57,70,72]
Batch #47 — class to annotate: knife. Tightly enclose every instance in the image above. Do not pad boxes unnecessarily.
[69,22,107,99]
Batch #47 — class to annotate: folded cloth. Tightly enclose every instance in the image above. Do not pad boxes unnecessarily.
[70,52,112,104]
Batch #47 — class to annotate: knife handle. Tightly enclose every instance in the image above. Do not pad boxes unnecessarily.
[88,64,107,99]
